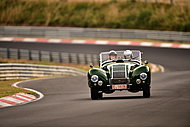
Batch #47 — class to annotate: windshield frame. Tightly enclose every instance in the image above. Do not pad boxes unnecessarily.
[99,50,142,67]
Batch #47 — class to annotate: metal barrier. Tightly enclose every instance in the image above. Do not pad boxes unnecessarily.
[0,26,189,42]
[0,48,99,65]
[0,63,86,80]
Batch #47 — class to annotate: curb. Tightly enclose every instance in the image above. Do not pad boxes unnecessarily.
[0,92,36,108]
[149,63,165,73]
[0,37,190,49]
[0,79,44,108]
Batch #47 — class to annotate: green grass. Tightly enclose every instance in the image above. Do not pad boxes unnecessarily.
[0,80,36,98]
[0,0,190,31]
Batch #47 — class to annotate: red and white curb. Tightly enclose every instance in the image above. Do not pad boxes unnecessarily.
[149,63,165,73]
[0,37,190,49]
[0,93,36,108]
[0,79,44,108]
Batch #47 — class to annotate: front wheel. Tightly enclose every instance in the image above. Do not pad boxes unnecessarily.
[143,85,150,98]
[90,88,102,100]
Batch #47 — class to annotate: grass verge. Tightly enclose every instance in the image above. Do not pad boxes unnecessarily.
[0,80,36,98]
[0,0,190,32]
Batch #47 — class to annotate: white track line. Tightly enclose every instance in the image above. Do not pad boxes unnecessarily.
[0,101,12,107]
[72,40,86,44]
[12,79,44,103]
[1,37,190,49]
[117,41,131,45]
[95,40,108,45]
[2,97,24,103]
[48,39,62,43]
[0,37,13,41]
[23,38,37,42]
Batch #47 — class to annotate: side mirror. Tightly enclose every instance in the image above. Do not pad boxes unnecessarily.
[144,60,148,65]
[89,63,94,68]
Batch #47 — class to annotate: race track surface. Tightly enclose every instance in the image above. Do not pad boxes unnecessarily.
[0,41,190,127]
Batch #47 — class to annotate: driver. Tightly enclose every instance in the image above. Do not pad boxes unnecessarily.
[108,50,117,60]
[124,50,133,60]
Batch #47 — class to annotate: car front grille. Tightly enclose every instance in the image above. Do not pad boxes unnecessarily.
[112,64,126,78]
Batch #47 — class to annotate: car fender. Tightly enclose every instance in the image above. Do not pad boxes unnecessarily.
[88,68,109,87]
[131,65,151,84]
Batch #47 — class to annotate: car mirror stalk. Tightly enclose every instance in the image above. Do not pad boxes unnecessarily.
[144,60,148,65]
[90,64,94,68]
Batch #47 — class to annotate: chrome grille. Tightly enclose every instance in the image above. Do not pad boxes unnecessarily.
[112,65,126,78]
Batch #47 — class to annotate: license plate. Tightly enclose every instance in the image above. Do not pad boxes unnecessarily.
[112,85,127,90]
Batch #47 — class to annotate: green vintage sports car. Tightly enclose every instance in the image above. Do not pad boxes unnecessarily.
[87,50,151,100]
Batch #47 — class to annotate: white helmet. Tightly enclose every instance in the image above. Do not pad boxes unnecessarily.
[124,50,133,60]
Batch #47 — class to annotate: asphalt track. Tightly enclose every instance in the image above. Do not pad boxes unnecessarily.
[0,41,190,127]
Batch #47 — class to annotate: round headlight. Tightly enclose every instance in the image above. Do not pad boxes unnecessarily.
[140,73,147,80]
[98,80,103,86]
[91,75,98,83]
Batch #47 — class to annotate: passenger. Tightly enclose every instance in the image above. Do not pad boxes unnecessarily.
[124,50,133,60]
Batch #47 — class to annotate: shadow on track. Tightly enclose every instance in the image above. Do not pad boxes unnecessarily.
[75,96,145,101]
[102,96,144,100]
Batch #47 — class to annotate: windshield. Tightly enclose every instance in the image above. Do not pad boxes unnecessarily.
[100,50,142,67]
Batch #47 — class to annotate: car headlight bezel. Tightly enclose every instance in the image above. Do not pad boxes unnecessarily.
[91,75,99,83]
[140,73,148,80]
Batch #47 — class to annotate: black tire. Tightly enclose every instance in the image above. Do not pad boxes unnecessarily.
[90,88,102,100]
[98,92,103,99]
[143,85,150,98]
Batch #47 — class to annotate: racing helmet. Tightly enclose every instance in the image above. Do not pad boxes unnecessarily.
[124,50,133,60]
[109,50,117,60]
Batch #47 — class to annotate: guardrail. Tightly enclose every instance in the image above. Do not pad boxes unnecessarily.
[0,63,86,80]
[0,26,189,42]
[0,47,99,65]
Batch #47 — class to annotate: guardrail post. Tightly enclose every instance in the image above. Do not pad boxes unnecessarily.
[29,50,32,60]
[18,49,21,59]
[61,52,70,64]
[41,51,51,62]
[77,53,80,64]
[58,52,61,63]
[7,48,10,59]
[39,50,41,61]
[92,54,99,66]
[51,52,61,63]
[70,53,78,64]
[0,48,8,59]
[31,50,40,61]
[78,53,86,65]
[86,54,93,65]
[9,48,18,59]
[20,49,30,60]
[84,54,88,65]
